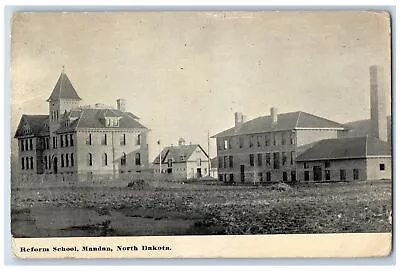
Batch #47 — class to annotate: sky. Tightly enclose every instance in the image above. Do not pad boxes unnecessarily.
[10,11,391,160]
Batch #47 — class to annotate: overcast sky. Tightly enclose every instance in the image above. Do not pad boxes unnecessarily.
[10,11,391,159]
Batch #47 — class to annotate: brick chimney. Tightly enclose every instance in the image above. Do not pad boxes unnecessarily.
[117,98,126,112]
[370,65,387,141]
[271,107,278,125]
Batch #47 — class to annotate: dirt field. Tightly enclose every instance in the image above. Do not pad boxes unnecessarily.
[11,180,392,237]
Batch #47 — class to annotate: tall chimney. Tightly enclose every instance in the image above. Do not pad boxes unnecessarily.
[271,107,278,125]
[235,112,243,127]
[117,98,126,112]
[370,65,387,142]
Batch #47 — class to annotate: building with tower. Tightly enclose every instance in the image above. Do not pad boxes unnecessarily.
[14,70,150,182]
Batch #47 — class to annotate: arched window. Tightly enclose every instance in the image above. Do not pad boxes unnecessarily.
[88,153,93,166]
[103,153,108,166]
[71,153,74,167]
[48,155,51,169]
[44,156,48,170]
[61,154,64,167]
[66,153,69,167]
[25,157,29,169]
[121,153,126,166]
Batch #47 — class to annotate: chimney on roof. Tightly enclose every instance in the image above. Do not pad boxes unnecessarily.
[370,65,387,142]
[234,112,247,127]
[271,107,278,124]
[117,99,126,112]
[178,137,186,146]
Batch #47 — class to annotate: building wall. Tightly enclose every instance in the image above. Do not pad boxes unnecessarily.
[17,136,38,176]
[75,129,148,177]
[186,147,209,178]
[296,159,367,182]
[216,128,342,183]
[366,157,391,180]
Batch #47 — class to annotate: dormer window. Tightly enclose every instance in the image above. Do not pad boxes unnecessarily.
[105,117,120,127]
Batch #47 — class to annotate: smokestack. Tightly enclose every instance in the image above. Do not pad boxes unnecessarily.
[271,107,278,125]
[370,65,387,142]
[117,99,126,112]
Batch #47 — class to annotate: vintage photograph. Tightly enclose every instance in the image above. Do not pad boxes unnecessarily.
[10,11,392,242]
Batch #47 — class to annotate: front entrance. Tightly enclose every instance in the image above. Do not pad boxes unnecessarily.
[240,165,245,182]
[167,168,172,174]
[53,157,58,174]
[196,168,202,178]
[313,166,322,182]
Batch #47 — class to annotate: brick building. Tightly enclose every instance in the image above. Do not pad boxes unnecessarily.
[211,109,348,184]
[14,71,149,181]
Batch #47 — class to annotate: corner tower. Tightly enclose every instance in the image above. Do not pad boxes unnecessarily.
[47,68,82,134]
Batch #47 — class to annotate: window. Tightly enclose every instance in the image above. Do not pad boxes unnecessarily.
[266,172,271,182]
[197,158,202,167]
[217,140,222,150]
[223,156,227,168]
[48,156,51,169]
[273,133,277,145]
[46,137,50,149]
[283,172,288,182]
[249,154,254,167]
[229,174,234,183]
[103,153,108,166]
[265,134,271,146]
[70,134,74,146]
[265,153,271,166]
[273,152,280,169]
[121,134,126,145]
[25,157,29,169]
[290,132,295,145]
[249,137,254,148]
[228,139,232,149]
[29,139,33,150]
[303,162,309,169]
[353,169,359,180]
[20,140,24,152]
[61,154,64,167]
[137,134,141,145]
[379,163,385,171]
[53,137,57,148]
[30,157,33,169]
[281,132,286,145]
[325,170,331,181]
[257,136,262,147]
[291,171,296,182]
[229,156,233,168]
[102,134,107,145]
[21,158,24,170]
[66,153,69,167]
[224,140,228,150]
[121,153,126,166]
[239,137,244,148]
[258,172,263,182]
[257,153,263,166]
[340,169,346,181]
[304,171,310,181]
[325,161,331,168]
[60,135,64,147]
[218,156,223,168]
[87,134,92,145]
[290,151,295,165]
[70,153,74,167]
[282,152,287,166]
[44,156,48,170]
[65,134,69,147]
[135,153,141,166]
[219,174,224,182]
[88,153,93,166]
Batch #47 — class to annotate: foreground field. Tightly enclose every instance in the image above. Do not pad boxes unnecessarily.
[11,181,392,237]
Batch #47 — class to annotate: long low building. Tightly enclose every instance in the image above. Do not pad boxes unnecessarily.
[295,136,391,182]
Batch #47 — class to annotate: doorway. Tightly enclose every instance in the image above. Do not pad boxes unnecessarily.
[240,165,245,182]
[196,168,202,178]
[313,166,322,182]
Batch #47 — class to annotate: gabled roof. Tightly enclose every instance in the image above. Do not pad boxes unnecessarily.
[54,108,147,133]
[153,144,209,164]
[46,72,82,102]
[14,115,49,138]
[296,136,391,162]
[212,111,347,138]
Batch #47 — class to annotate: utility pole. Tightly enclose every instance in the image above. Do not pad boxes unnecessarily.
[207,129,211,176]
[158,140,162,175]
